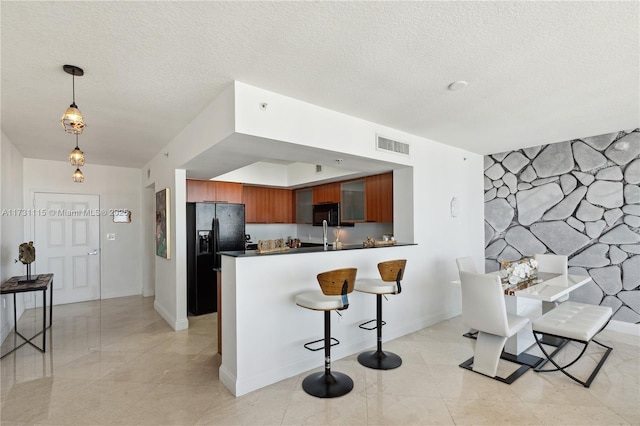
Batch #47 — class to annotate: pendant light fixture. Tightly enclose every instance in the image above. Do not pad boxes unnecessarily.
[61,65,86,134]
[72,167,84,183]
[69,134,85,167]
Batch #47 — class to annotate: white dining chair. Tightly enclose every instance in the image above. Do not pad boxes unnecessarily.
[458,271,532,384]
[456,257,477,274]
[455,257,478,338]
[535,254,569,305]
[535,254,567,275]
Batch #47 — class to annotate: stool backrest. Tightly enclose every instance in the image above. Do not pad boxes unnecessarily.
[535,254,567,275]
[377,259,407,282]
[456,257,477,274]
[459,271,509,337]
[317,268,357,296]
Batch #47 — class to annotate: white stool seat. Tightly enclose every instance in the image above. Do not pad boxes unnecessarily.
[532,301,612,342]
[296,291,346,311]
[354,278,397,295]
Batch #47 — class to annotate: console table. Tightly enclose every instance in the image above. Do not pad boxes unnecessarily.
[0,273,53,359]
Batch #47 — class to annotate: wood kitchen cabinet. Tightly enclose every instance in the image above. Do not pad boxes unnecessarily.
[241,186,260,223]
[188,173,392,224]
[365,172,393,222]
[312,182,341,204]
[214,181,243,203]
[186,179,242,203]
[186,179,214,202]
[242,186,293,223]
[269,188,293,223]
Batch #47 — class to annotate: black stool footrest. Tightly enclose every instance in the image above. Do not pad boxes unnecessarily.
[358,318,386,331]
[304,337,339,352]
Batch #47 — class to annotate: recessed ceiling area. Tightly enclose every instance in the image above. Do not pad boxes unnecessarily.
[1,1,638,170]
[182,133,400,188]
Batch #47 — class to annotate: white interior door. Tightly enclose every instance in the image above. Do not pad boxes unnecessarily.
[33,193,101,305]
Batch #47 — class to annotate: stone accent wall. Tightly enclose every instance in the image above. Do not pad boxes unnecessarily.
[484,129,640,324]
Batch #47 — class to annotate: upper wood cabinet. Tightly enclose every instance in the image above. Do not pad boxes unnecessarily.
[241,186,261,223]
[188,173,392,224]
[186,180,242,203]
[365,172,393,223]
[268,188,293,223]
[242,186,293,224]
[186,180,215,202]
[214,182,243,203]
[312,182,341,204]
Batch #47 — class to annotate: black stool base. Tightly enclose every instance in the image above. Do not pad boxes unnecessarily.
[358,349,402,370]
[302,371,353,398]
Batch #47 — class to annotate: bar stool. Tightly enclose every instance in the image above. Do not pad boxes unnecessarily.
[355,259,406,370]
[295,268,357,398]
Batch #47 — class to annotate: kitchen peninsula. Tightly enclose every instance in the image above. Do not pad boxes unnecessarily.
[218,242,418,396]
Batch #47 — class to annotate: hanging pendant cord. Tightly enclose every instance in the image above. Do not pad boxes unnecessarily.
[72,72,76,104]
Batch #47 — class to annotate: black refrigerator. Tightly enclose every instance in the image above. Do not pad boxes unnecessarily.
[186,202,245,316]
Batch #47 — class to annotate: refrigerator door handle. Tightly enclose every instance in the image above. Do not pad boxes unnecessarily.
[212,217,219,269]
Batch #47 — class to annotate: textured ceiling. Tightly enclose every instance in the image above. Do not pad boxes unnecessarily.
[1,1,638,170]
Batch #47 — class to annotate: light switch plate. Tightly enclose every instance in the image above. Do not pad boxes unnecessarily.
[107,233,116,240]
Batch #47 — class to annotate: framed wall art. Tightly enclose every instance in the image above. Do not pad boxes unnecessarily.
[155,188,170,259]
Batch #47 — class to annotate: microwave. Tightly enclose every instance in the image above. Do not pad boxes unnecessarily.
[312,202,340,226]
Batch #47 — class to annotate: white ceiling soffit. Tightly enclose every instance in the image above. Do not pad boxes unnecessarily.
[1,1,638,169]
[182,133,398,183]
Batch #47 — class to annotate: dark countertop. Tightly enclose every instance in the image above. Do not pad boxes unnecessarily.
[219,242,416,258]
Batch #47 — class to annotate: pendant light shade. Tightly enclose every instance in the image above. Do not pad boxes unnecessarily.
[72,168,84,183]
[69,134,85,166]
[62,104,85,133]
[61,65,85,134]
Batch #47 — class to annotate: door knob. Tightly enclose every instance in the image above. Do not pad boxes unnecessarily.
[87,250,98,255]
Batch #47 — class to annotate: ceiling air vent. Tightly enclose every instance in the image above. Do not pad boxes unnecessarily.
[316,164,323,173]
[376,135,410,156]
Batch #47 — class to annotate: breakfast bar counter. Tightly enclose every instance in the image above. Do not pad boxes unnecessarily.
[218,243,420,396]
[220,242,416,258]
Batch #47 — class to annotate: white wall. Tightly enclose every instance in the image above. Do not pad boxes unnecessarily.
[23,159,144,300]
[0,132,26,343]
[142,186,156,297]
[142,83,236,331]
[143,81,485,331]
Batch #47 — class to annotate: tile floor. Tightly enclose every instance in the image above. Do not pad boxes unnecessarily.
[1,295,638,425]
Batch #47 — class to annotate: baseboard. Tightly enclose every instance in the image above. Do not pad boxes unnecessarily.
[153,300,189,331]
[101,289,142,300]
[606,319,640,336]
[219,365,238,396]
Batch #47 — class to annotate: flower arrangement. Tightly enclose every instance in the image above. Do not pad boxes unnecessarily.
[500,258,539,285]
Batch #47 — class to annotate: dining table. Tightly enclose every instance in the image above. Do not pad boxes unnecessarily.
[500,271,592,302]
[495,271,592,365]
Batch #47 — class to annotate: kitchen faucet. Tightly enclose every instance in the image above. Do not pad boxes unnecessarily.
[322,219,328,250]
